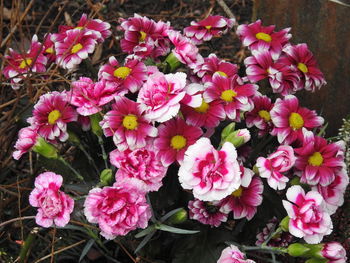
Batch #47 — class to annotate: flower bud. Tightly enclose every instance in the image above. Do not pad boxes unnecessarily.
[90,113,103,137]
[164,52,182,72]
[32,137,58,159]
[320,242,347,262]
[279,216,290,232]
[168,208,188,224]
[99,169,113,186]
[287,243,311,257]
[290,176,301,185]
[223,129,251,148]
[221,122,236,141]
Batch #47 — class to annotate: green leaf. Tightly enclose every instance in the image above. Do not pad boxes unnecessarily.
[160,208,185,222]
[135,225,156,238]
[79,239,95,262]
[134,231,156,254]
[155,224,199,234]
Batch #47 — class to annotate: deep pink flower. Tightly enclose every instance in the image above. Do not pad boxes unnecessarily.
[13,126,39,160]
[154,118,203,167]
[84,183,151,239]
[188,199,228,227]
[294,129,346,186]
[29,172,74,227]
[43,33,56,62]
[28,91,77,142]
[178,138,241,201]
[270,95,324,145]
[282,185,332,244]
[100,97,157,151]
[184,15,235,44]
[217,245,256,263]
[256,145,296,190]
[320,242,347,263]
[98,57,147,94]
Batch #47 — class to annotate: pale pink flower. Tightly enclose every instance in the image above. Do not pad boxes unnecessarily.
[320,242,347,263]
[178,138,241,201]
[282,185,332,244]
[84,183,151,239]
[217,245,256,263]
[13,126,39,160]
[188,199,228,227]
[100,97,158,151]
[29,172,74,227]
[256,145,296,190]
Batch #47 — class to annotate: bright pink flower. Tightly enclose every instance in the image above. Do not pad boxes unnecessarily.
[320,242,347,263]
[29,172,74,227]
[294,129,346,186]
[220,167,263,220]
[188,199,228,227]
[98,56,147,94]
[217,245,256,263]
[84,183,151,239]
[236,19,291,59]
[100,97,157,151]
[109,146,167,192]
[184,15,235,44]
[154,118,203,167]
[28,91,77,142]
[13,126,39,160]
[270,95,324,145]
[3,35,47,89]
[178,138,241,201]
[256,145,296,190]
[43,33,56,62]
[69,77,118,116]
[282,185,332,244]
[137,72,187,122]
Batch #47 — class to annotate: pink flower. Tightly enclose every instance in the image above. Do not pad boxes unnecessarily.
[217,245,256,263]
[294,129,346,186]
[28,91,77,142]
[184,15,235,44]
[220,167,263,220]
[13,126,39,160]
[29,172,74,227]
[137,72,187,122]
[282,185,332,244]
[154,118,203,167]
[78,115,91,131]
[320,242,347,263]
[178,138,241,201]
[69,77,118,116]
[73,13,111,42]
[188,199,228,227]
[256,145,296,190]
[270,95,324,145]
[84,183,151,239]
[236,19,291,59]
[43,33,56,62]
[3,35,47,89]
[98,56,147,94]
[109,146,167,192]
[100,97,158,151]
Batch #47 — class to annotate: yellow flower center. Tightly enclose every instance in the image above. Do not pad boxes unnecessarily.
[220,89,237,102]
[215,71,228,77]
[113,66,131,79]
[289,112,304,130]
[255,32,272,42]
[139,31,147,42]
[195,100,209,113]
[297,62,308,73]
[122,114,138,130]
[75,26,84,30]
[19,58,33,69]
[45,47,54,54]
[231,187,243,197]
[170,135,187,150]
[71,43,83,54]
[48,110,61,125]
[258,110,271,122]
[205,25,212,30]
[308,152,324,166]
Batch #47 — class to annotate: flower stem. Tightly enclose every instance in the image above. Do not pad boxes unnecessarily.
[59,157,84,181]
[98,136,108,169]
[19,227,40,263]
[78,143,99,175]
[262,226,283,246]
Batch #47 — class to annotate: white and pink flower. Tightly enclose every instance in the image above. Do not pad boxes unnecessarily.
[188,199,228,227]
[320,242,347,263]
[217,245,256,263]
[13,126,39,160]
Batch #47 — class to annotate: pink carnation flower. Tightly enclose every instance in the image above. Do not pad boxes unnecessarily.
[154,118,203,167]
[28,91,77,142]
[100,97,158,151]
[282,185,332,244]
[256,145,296,190]
[188,199,228,227]
[84,183,151,239]
[137,72,187,122]
[294,129,346,186]
[109,146,167,192]
[178,138,241,201]
[13,126,39,160]
[98,56,147,94]
[29,172,74,227]
[184,15,235,44]
[270,95,324,145]
[320,242,347,263]
[217,245,256,263]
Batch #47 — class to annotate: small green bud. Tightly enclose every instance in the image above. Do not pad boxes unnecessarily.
[222,128,250,148]
[253,165,259,174]
[279,216,290,232]
[164,52,182,72]
[290,177,301,185]
[100,169,113,186]
[90,113,103,137]
[168,208,188,224]
[287,243,311,257]
[221,122,236,140]
[32,137,58,159]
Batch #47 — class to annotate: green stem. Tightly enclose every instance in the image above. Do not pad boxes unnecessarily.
[98,136,108,169]
[19,227,40,263]
[59,157,84,181]
[78,144,99,175]
[262,226,283,246]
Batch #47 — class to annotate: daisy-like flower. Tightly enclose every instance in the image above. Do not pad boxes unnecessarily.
[217,245,256,263]
[98,56,147,94]
[3,35,47,89]
[256,217,293,247]
[220,167,263,220]
[178,138,241,201]
[236,19,291,59]
[184,15,235,44]
[154,118,203,167]
[270,95,324,145]
[28,91,77,142]
[294,129,346,186]
[188,199,228,227]
[42,33,56,63]
[282,185,332,244]
[100,97,158,151]
[137,72,187,122]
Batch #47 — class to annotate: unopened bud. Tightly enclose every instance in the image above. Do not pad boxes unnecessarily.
[168,208,188,224]
[32,137,58,159]
[90,113,103,137]
[279,216,290,232]
[287,243,311,257]
[100,169,113,186]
